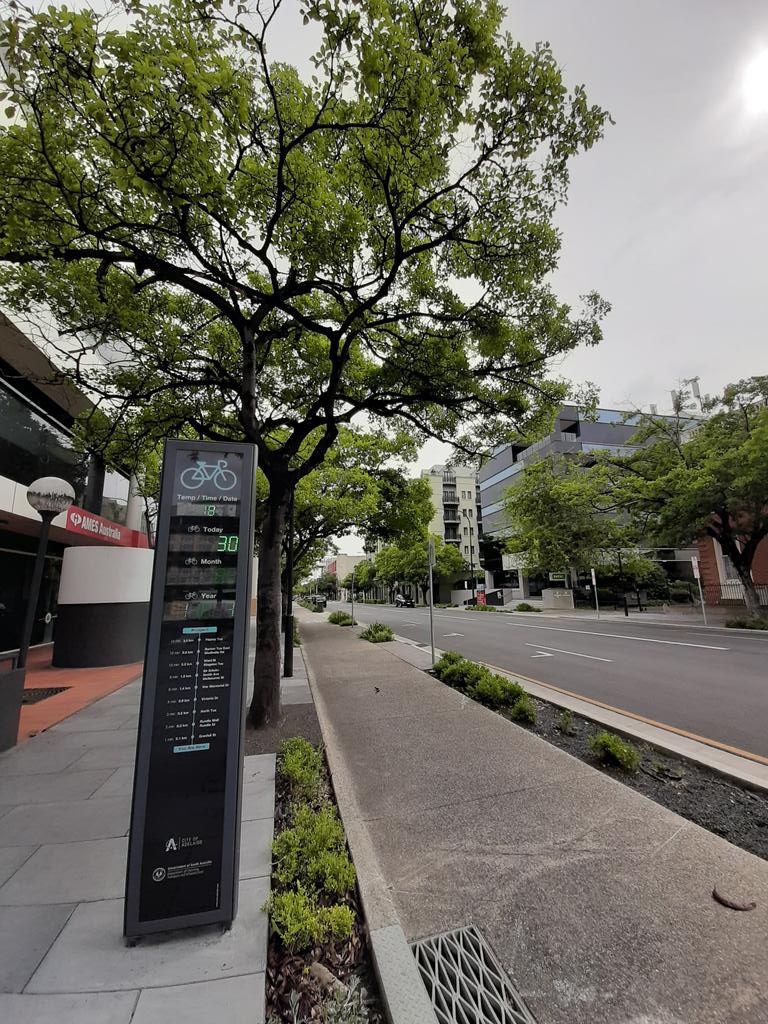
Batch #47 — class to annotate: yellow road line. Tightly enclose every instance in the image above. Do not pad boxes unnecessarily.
[481,660,768,768]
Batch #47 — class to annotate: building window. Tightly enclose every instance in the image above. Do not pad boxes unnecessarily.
[0,380,87,493]
[463,527,468,536]
[468,508,473,518]
[464,545,469,555]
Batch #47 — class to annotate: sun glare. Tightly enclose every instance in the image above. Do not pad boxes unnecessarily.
[743,48,768,114]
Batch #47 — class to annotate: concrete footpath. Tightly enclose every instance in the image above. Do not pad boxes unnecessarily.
[0,650,280,1022]
[300,612,768,1024]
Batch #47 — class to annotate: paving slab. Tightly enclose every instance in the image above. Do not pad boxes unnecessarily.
[0,845,36,886]
[28,876,269,993]
[0,991,138,1024]
[0,836,128,906]
[303,615,768,1024]
[131,972,265,1024]
[29,728,139,751]
[0,796,131,847]
[0,744,83,777]
[66,744,137,771]
[0,904,75,992]
[49,711,137,733]
[238,817,274,880]
[0,769,114,807]
[88,766,134,799]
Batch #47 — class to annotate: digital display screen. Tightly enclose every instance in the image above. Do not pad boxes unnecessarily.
[126,445,252,933]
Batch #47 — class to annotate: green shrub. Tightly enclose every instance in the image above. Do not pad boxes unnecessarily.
[725,616,768,630]
[441,659,487,693]
[328,611,355,626]
[292,619,302,646]
[264,885,354,951]
[360,622,394,643]
[433,650,464,676]
[509,693,537,725]
[557,709,574,735]
[278,737,323,801]
[434,602,455,608]
[514,602,541,612]
[469,671,525,709]
[466,603,497,611]
[273,804,356,895]
[588,730,641,772]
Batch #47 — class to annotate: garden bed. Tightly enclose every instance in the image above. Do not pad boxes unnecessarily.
[429,652,768,861]
[265,739,385,1023]
[520,696,768,860]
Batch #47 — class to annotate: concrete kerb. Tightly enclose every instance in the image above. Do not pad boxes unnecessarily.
[382,633,768,793]
[300,624,439,1024]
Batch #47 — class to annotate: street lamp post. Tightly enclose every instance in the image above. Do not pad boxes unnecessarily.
[17,477,75,669]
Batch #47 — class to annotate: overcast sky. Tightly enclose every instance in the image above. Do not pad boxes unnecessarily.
[334,0,768,550]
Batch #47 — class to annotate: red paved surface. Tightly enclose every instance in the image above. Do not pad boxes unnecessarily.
[17,645,142,743]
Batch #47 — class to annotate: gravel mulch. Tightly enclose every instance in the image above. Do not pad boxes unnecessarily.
[505,696,768,860]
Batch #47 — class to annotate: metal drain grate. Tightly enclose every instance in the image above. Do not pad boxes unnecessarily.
[21,687,70,705]
[411,925,538,1024]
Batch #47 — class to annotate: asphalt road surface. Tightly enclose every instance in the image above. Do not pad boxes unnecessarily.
[325,601,768,758]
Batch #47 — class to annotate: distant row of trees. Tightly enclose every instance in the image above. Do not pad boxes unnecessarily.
[503,377,768,616]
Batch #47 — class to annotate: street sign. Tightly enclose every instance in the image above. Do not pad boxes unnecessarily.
[124,440,256,938]
[549,571,567,582]
[590,567,597,587]
[428,537,435,567]
[691,556,700,579]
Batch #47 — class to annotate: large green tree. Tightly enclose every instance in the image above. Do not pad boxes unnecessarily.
[502,455,634,579]
[604,379,768,617]
[375,534,466,603]
[0,0,609,723]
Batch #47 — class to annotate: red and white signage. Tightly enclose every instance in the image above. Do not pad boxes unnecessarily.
[66,506,150,548]
[691,555,700,579]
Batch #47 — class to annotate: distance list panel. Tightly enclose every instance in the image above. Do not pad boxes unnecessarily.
[129,445,252,931]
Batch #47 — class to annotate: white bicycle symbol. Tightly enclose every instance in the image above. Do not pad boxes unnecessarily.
[180,459,237,491]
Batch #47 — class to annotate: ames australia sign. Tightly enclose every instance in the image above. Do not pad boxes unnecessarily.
[66,506,149,548]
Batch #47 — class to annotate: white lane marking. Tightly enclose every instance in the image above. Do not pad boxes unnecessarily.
[493,621,728,651]
[443,632,464,637]
[530,651,554,659]
[524,642,612,662]
[404,620,421,624]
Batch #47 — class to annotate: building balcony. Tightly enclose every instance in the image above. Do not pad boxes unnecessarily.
[443,515,460,525]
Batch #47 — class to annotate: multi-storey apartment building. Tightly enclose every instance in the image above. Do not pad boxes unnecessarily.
[420,464,483,571]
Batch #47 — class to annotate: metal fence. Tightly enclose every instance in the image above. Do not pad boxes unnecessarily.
[704,583,768,606]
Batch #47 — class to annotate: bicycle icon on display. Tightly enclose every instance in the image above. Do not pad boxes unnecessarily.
[180,459,238,492]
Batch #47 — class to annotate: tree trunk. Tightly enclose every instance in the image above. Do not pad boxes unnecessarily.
[249,481,290,727]
[738,569,762,618]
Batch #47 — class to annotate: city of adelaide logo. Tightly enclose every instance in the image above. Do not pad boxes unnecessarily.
[165,838,178,852]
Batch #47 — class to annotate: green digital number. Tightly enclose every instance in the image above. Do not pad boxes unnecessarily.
[206,505,216,516]
[217,535,239,553]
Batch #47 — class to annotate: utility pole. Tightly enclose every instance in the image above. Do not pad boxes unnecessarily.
[591,566,600,620]
[350,563,355,624]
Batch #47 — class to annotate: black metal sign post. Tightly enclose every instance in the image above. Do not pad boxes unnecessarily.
[124,440,256,938]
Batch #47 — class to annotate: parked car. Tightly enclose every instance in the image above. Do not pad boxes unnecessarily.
[394,594,415,608]
[310,594,327,609]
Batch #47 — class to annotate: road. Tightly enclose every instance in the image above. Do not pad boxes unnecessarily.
[325,601,768,758]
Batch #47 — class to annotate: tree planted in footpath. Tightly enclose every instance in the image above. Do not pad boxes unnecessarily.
[0,0,610,724]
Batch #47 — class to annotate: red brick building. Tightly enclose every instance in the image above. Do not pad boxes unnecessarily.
[697,535,768,606]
